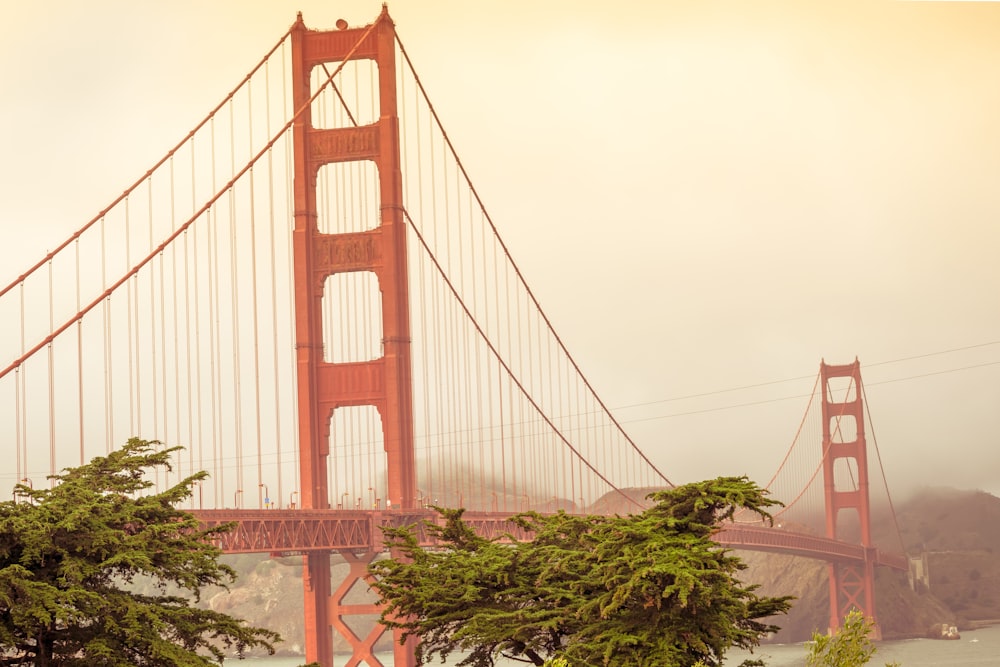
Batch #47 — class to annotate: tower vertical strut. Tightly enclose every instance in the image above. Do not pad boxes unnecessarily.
[820,359,879,638]
[290,8,416,666]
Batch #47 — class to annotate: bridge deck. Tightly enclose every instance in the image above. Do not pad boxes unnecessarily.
[193,510,907,570]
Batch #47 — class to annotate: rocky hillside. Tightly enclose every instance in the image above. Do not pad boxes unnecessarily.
[737,550,954,642]
[204,554,307,657]
[740,486,1000,642]
[888,487,1000,624]
[206,553,396,658]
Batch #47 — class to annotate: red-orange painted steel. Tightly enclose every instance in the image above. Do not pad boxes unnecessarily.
[714,524,906,571]
[290,7,416,666]
[820,360,879,637]
[194,510,907,570]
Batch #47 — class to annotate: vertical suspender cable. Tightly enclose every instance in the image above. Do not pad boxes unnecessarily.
[47,258,55,480]
[504,257,515,509]
[125,197,136,437]
[474,197,486,507]
[575,360,585,503]
[247,113,264,506]
[190,136,201,497]
[442,147,458,499]
[158,206,168,482]
[149,178,159,443]
[248,79,266,508]
[101,217,113,452]
[170,160,181,485]
[209,116,222,508]
[229,95,245,504]
[183,223,194,504]
[455,163,469,502]
[17,282,24,480]
[429,112,443,500]
[76,237,84,465]
[495,232,506,512]
[13,289,28,477]
[520,304,529,503]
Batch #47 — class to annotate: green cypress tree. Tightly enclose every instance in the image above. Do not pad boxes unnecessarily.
[371,476,792,667]
[0,438,279,666]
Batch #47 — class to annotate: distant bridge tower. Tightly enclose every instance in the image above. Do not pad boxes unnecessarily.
[290,8,416,667]
[820,360,879,638]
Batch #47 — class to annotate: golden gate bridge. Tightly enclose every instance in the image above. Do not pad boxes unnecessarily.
[0,8,908,666]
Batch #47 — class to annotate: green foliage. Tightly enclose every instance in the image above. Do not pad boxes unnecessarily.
[0,438,279,666]
[370,476,792,667]
[806,610,900,667]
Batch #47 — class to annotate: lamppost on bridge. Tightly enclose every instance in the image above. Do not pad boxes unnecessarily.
[17,478,33,505]
[368,487,375,509]
[259,483,270,509]
[289,491,298,509]
[193,481,203,510]
[234,489,242,509]
[340,492,349,510]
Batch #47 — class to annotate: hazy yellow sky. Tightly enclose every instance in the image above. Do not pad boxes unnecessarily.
[1,1,998,495]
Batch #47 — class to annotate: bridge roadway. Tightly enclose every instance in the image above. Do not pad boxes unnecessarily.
[192,509,908,571]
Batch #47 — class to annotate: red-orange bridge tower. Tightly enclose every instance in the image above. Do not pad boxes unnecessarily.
[289,9,416,666]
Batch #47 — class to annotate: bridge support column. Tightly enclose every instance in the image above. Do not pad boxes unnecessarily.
[821,360,880,638]
[291,8,417,667]
[303,552,334,663]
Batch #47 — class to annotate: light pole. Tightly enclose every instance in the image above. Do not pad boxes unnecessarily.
[20,478,33,505]
[234,489,243,509]
[340,492,349,510]
[193,481,203,509]
[259,483,270,509]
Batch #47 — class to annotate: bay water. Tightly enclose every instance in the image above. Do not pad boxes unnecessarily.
[243,623,1000,666]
